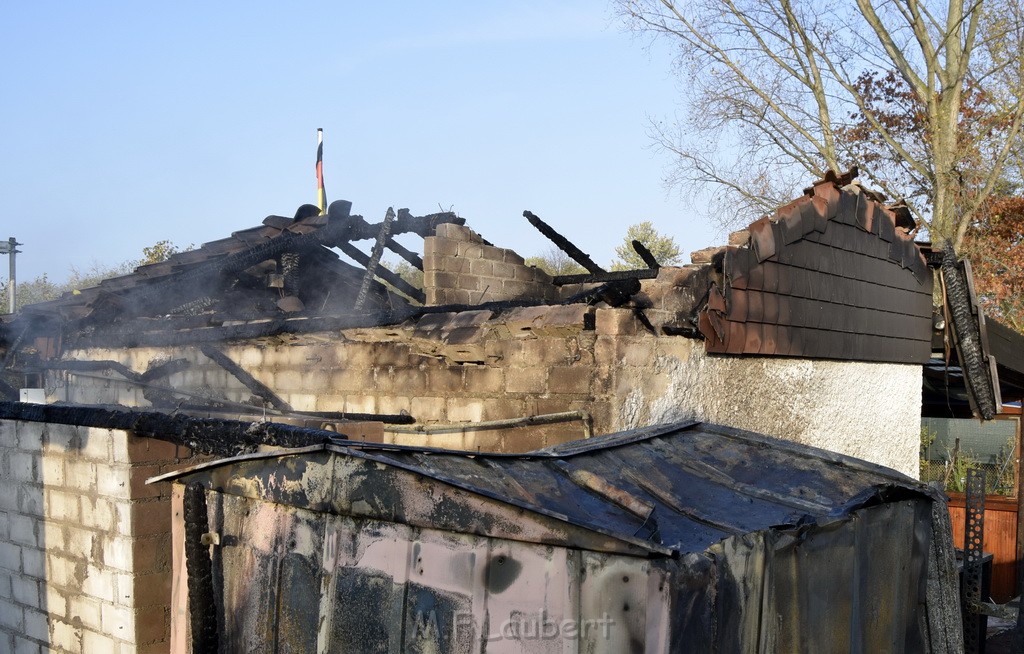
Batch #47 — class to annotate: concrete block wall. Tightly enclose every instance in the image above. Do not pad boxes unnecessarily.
[54,297,922,474]
[0,420,196,653]
[423,223,558,305]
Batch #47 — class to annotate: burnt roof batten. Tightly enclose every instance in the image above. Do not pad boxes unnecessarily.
[355,207,396,310]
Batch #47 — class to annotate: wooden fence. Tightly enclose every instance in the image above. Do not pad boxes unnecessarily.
[949,493,1019,603]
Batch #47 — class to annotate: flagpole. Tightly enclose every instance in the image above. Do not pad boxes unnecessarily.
[316,128,327,215]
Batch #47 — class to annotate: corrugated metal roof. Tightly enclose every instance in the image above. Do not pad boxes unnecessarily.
[153,419,938,556]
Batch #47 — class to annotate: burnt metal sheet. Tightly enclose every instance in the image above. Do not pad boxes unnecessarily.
[182,489,942,654]
[160,420,940,559]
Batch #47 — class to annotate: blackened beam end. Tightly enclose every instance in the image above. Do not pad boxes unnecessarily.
[522,210,604,275]
[632,240,660,269]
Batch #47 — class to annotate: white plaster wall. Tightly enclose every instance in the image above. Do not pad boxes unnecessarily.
[610,338,922,478]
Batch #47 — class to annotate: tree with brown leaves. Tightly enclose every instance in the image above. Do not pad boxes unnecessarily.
[621,0,1024,247]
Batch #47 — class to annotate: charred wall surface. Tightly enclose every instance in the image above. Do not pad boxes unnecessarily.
[50,293,923,474]
[157,423,951,653]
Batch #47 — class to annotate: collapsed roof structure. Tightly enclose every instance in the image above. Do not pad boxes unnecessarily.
[0,167,1015,652]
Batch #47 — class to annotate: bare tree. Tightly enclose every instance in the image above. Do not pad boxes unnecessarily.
[622,0,1024,247]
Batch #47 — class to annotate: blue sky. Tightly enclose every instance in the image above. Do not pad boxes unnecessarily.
[0,2,719,284]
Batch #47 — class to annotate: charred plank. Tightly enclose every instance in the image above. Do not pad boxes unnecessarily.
[355,207,396,310]
[943,243,996,420]
[523,210,604,274]
[68,311,417,349]
[183,483,218,653]
[385,237,424,270]
[564,279,642,307]
[0,401,337,456]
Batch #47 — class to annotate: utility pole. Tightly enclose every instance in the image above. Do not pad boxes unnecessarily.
[0,237,21,314]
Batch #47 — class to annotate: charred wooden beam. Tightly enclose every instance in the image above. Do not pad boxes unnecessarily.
[552,269,658,286]
[414,296,569,317]
[35,359,141,381]
[0,401,337,456]
[0,400,413,457]
[68,310,417,349]
[183,483,218,653]
[385,237,423,270]
[355,207,396,310]
[199,344,293,412]
[338,242,426,304]
[140,358,191,383]
[33,358,191,384]
[334,209,463,242]
[168,404,415,425]
[632,240,660,269]
[522,210,604,274]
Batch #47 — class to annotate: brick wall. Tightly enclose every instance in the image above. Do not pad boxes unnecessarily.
[423,223,557,305]
[0,420,195,653]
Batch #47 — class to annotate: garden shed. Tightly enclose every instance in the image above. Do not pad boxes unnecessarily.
[155,419,961,653]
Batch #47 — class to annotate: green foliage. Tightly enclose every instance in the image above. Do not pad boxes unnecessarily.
[610,222,682,271]
[380,260,424,303]
[390,261,423,290]
[139,239,184,265]
[4,273,62,310]
[944,447,979,494]
[920,429,1018,496]
[524,248,587,276]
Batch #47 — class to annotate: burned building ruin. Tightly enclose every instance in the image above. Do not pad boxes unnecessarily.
[0,169,983,652]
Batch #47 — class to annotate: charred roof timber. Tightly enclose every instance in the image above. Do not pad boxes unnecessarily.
[8,169,1024,415]
[0,400,414,456]
[632,239,660,269]
[353,207,396,310]
[522,209,605,274]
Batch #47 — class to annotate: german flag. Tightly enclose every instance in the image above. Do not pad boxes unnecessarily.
[316,128,327,214]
